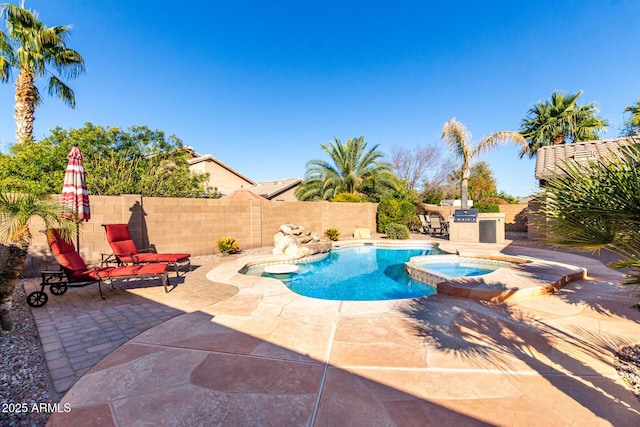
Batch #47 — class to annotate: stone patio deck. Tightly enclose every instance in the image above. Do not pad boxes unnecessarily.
[26,238,640,426]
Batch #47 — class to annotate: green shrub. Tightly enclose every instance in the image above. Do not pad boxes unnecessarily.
[384,223,410,240]
[474,202,500,213]
[216,237,240,255]
[331,192,363,202]
[376,198,415,233]
[324,228,341,241]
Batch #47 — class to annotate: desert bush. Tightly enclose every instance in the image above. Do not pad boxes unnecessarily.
[377,198,415,233]
[384,223,410,240]
[324,228,341,241]
[331,192,363,202]
[474,202,500,213]
[216,237,240,255]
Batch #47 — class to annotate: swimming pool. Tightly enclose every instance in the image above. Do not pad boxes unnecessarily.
[243,245,442,301]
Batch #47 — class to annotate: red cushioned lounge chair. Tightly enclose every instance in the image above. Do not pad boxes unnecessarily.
[26,229,170,307]
[102,224,191,277]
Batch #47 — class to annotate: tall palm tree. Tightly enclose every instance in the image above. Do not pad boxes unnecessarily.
[295,136,399,201]
[441,118,525,209]
[0,2,85,143]
[519,91,608,158]
[0,193,74,331]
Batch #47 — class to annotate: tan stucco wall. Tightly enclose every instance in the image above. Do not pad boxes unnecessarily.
[24,196,378,276]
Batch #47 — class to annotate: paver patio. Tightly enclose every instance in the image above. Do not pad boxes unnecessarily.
[24,237,640,426]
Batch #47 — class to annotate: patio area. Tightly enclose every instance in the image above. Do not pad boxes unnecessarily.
[22,237,640,425]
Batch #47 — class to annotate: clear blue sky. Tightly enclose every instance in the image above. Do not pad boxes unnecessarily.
[1,0,639,197]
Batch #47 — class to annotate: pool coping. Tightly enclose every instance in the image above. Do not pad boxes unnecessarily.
[229,239,587,303]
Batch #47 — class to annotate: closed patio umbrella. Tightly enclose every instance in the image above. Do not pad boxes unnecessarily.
[61,144,90,250]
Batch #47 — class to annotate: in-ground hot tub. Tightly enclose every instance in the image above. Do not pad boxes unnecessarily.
[405,254,527,286]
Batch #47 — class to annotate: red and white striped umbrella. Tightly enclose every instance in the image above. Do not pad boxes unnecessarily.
[61,145,90,222]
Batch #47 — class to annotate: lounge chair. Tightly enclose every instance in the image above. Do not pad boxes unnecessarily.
[26,229,170,307]
[418,214,433,234]
[102,224,191,276]
[429,215,449,236]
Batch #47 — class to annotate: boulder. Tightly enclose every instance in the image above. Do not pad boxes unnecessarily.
[304,242,332,254]
[272,224,331,257]
[273,233,295,255]
[279,224,293,234]
[284,245,311,258]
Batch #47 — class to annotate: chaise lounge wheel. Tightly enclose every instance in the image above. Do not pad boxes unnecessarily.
[27,291,48,308]
[50,283,68,295]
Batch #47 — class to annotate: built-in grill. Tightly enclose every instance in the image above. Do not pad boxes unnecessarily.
[453,209,478,223]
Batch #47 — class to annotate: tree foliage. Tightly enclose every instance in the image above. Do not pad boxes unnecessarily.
[296,136,400,201]
[389,144,454,193]
[622,100,640,137]
[0,123,210,197]
[467,161,497,201]
[0,2,85,142]
[0,192,75,330]
[330,192,364,203]
[541,138,640,305]
[441,118,525,209]
[519,91,608,158]
[376,198,415,233]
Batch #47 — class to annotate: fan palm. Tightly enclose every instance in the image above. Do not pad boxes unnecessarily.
[622,100,640,137]
[0,193,74,331]
[441,118,525,209]
[519,91,608,158]
[296,136,399,201]
[541,139,640,306]
[0,2,85,143]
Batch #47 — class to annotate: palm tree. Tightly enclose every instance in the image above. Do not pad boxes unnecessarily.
[0,193,74,331]
[519,91,608,158]
[622,100,640,136]
[295,136,399,201]
[0,2,85,143]
[540,139,640,307]
[441,118,525,209]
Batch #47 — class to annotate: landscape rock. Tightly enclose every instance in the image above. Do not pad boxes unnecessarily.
[279,224,292,235]
[272,224,331,256]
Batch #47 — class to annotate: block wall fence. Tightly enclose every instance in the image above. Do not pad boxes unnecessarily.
[19,196,526,276]
[22,195,378,276]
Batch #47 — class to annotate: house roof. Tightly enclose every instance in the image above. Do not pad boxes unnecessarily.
[188,154,256,186]
[220,187,268,201]
[534,137,634,181]
[252,178,302,199]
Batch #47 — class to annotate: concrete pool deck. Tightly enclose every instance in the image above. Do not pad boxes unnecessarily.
[41,238,640,426]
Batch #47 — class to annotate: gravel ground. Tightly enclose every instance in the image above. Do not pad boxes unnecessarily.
[1,283,57,427]
[616,344,640,400]
[0,243,638,427]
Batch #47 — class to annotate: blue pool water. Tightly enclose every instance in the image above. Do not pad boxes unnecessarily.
[244,246,442,301]
[424,262,496,277]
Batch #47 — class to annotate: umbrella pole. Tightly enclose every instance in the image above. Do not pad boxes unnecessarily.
[76,221,80,253]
